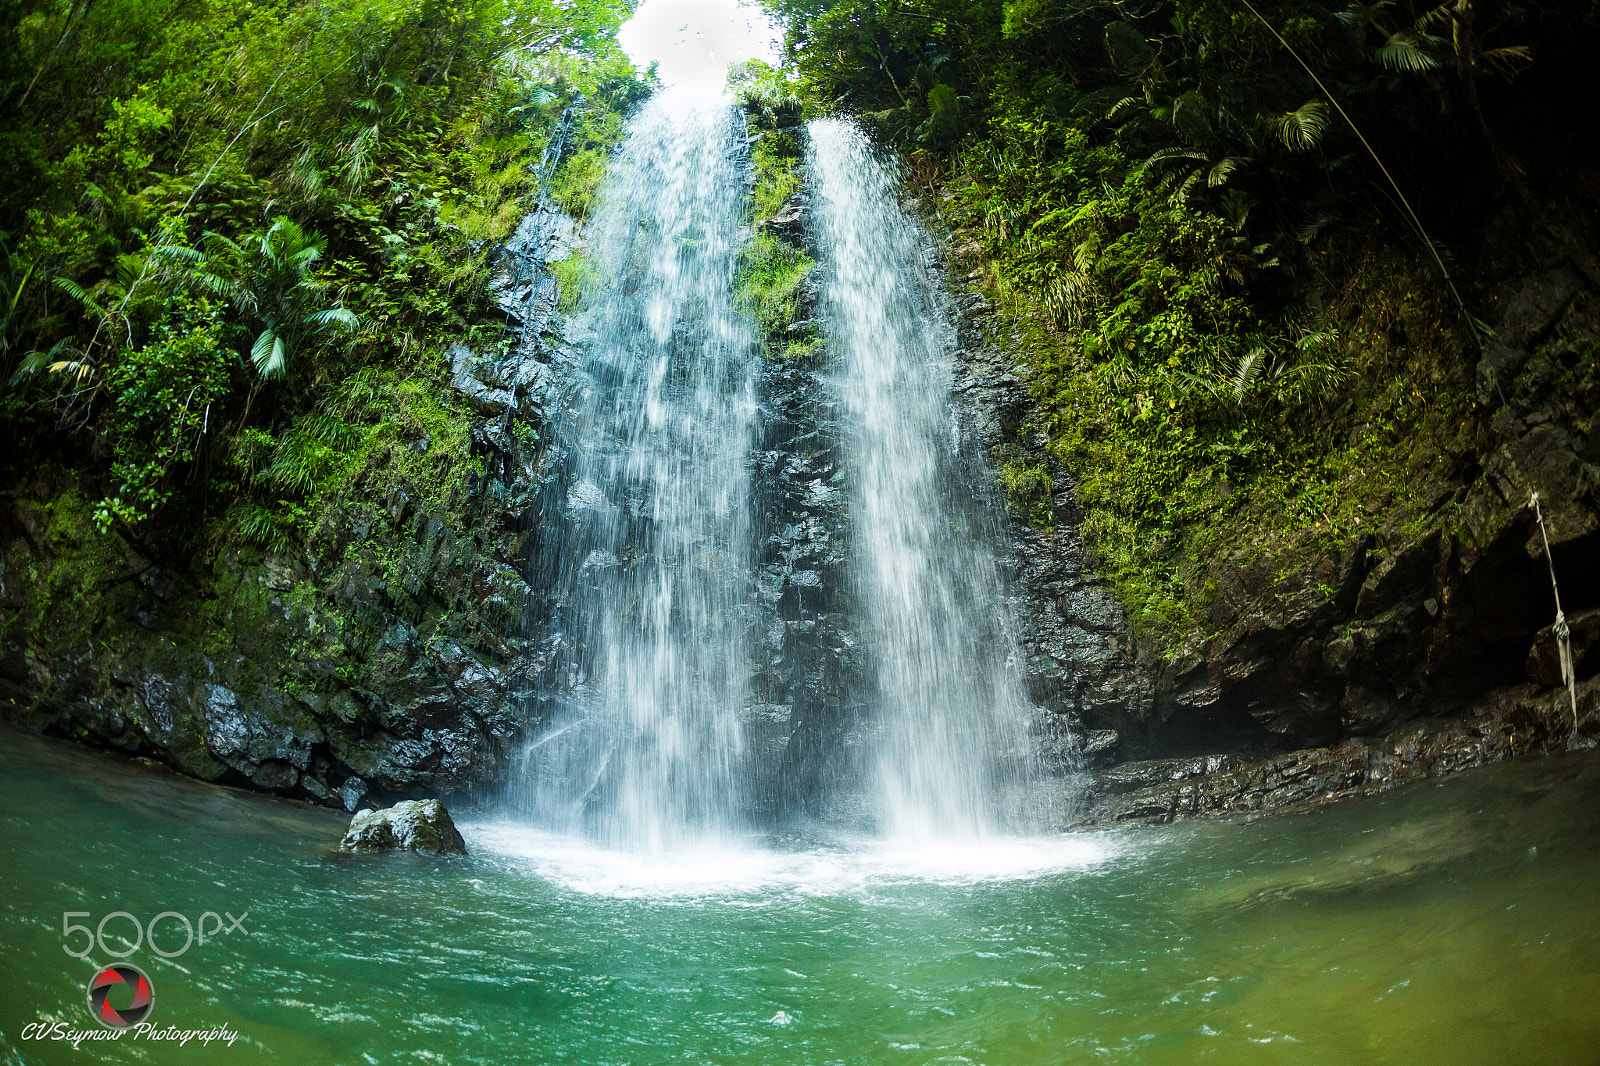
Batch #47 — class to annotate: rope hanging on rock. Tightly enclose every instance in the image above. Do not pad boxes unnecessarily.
[1531,491,1580,732]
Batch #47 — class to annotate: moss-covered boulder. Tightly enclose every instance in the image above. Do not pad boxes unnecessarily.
[339,799,467,855]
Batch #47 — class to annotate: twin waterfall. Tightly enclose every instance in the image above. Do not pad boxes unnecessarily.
[518,96,1041,851]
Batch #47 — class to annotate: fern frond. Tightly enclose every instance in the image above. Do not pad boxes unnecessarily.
[306,306,359,331]
[1232,347,1266,402]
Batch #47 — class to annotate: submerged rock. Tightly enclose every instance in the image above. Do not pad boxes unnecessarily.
[339,799,467,855]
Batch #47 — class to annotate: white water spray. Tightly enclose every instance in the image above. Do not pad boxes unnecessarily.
[517,93,758,852]
[807,118,1039,840]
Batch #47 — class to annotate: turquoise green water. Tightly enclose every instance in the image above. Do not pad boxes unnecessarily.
[3,722,1599,1065]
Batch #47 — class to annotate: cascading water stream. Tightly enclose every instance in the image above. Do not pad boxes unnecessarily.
[516,93,758,853]
[807,118,1040,840]
[515,98,1044,856]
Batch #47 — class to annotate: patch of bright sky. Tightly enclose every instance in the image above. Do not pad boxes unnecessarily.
[617,0,782,96]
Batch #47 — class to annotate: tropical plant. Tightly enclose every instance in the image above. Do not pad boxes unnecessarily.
[158,217,360,379]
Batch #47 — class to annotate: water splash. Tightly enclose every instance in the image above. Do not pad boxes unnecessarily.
[516,92,758,852]
[807,118,1040,840]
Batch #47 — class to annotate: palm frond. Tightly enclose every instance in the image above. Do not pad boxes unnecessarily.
[1376,31,1445,72]
[251,328,287,377]
[1171,90,1215,146]
[48,358,97,384]
[1135,147,1205,180]
[1479,44,1533,76]
[10,340,63,383]
[1105,94,1144,123]
[305,306,360,331]
[150,244,204,265]
[1277,100,1329,151]
[113,254,145,292]
[1104,21,1157,75]
[1335,1,1394,27]
[1295,211,1340,245]
[1207,156,1245,187]
[52,275,106,316]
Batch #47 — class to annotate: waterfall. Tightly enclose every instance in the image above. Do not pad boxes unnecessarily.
[807,118,1038,840]
[517,93,758,852]
[516,100,1042,852]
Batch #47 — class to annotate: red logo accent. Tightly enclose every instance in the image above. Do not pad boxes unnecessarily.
[87,965,153,1028]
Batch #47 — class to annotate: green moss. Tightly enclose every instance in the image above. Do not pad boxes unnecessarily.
[951,193,1478,647]
[737,232,816,349]
[750,133,803,223]
[991,445,1054,528]
[549,147,610,221]
[551,249,599,312]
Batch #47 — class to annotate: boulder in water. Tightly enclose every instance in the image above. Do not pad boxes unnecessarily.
[339,799,467,855]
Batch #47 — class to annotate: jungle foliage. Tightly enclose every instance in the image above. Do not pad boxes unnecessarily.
[1,0,646,550]
[762,0,1600,641]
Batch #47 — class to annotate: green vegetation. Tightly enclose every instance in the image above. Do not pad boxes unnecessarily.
[992,444,1054,527]
[1,0,646,557]
[763,0,1598,643]
[733,68,820,363]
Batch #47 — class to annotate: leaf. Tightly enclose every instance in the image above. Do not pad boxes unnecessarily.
[1105,94,1144,123]
[48,358,97,383]
[1376,31,1444,73]
[1207,157,1245,187]
[306,306,360,331]
[1335,2,1394,26]
[1134,147,1205,180]
[52,275,104,315]
[1232,347,1266,402]
[1171,90,1214,146]
[1277,100,1329,151]
[251,328,287,377]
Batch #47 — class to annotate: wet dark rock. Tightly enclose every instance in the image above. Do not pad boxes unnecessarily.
[765,197,807,243]
[1527,607,1600,686]
[339,799,467,854]
[340,776,369,812]
[1070,675,1600,826]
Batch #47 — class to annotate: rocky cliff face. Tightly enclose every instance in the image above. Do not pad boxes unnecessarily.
[0,183,579,811]
[942,207,1600,823]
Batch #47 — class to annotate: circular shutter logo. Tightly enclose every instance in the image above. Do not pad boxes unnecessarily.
[87,964,153,1029]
